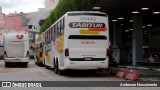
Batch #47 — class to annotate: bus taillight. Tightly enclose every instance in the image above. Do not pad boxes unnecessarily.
[26,51,30,57]
[4,51,8,58]
[40,52,42,57]
[65,48,69,56]
[106,48,110,56]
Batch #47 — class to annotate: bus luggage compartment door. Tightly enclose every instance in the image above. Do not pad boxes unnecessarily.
[68,35,107,61]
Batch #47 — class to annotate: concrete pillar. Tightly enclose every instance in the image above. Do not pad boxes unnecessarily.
[132,15,143,66]
[112,22,119,64]
[112,22,128,64]
[115,22,122,48]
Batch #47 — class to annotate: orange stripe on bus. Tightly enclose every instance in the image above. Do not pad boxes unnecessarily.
[88,28,107,31]
[79,29,99,34]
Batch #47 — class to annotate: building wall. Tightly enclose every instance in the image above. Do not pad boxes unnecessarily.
[0,12,29,45]
[0,30,3,45]
[4,14,28,30]
[45,0,59,10]
[0,13,5,29]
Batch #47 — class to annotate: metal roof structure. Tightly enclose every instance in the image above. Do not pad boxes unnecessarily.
[91,0,160,29]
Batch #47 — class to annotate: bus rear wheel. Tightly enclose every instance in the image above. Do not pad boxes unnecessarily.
[54,61,63,75]
[54,61,58,74]
[22,63,28,67]
[5,63,10,67]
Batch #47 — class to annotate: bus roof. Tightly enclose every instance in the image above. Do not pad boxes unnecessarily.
[67,11,107,17]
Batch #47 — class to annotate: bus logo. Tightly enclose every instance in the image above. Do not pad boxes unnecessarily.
[2,82,12,87]
[69,22,105,28]
[16,35,23,39]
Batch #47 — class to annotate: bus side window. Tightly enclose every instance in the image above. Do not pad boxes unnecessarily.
[61,18,64,34]
[45,33,47,43]
[54,25,57,39]
[49,29,51,42]
[47,31,49,43]
[50,29,52,41]
[40,43,42,48]
[45,32,47,43]
[57,22,61,36]
[48,30,50,42]
[48,29,49,42]
[50,28,52,41]
[52,27,55,41]
[44,34,46,43]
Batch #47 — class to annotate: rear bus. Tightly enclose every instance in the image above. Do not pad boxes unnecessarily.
[62,12,110,70]
[3,32,30,67]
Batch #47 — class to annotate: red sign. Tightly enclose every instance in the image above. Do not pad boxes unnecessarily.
[16,35,23,39]
[81,41,95,44]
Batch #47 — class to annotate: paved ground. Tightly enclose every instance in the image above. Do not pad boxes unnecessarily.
[0,60,123,81]
[0,60,159,90]
[124,66,160,81]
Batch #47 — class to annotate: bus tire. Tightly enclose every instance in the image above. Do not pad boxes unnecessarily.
[58,68,63,75]
[5,63,10,67]
[23,63,28,67]
[57,60,63,75]
[43,58,45,66]
[54,60,58,74]
[53,58,55,69]
[35,62,38,65]
[45,65,49,69]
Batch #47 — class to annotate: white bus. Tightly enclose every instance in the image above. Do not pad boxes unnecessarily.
[43,11,110,74]
[3,32,30,67]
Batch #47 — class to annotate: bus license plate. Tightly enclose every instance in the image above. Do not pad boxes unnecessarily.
[84,57,92,60]
[15,57,19,60]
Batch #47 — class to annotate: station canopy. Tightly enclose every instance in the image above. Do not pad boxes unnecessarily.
[91,0,160,29]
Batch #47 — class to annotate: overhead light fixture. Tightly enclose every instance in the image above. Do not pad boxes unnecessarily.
[142,26,145,28]
[121,24,123,26]
[141,8,149,10]
[147,24,152,27]
[125,30,129,32]
[129,20,133,22]
[153,12,160,14]
[118,17,124,20]
[93,7,101,10]
[130,29,133,30]
[132,11,139,14]
[112,20,117,22]
[142,46,149,48]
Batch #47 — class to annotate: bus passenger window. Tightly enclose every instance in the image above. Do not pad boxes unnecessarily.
[54,25,57,38]
[61,18,64,34]
[52,27,55,41]
[49,29,52,41]
[57,22,61,36]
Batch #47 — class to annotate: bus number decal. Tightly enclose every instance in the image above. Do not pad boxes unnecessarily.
[81,41,95,44]
[80,17,96,21]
